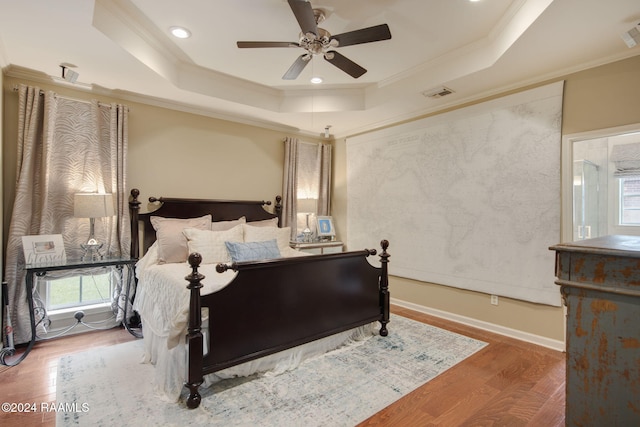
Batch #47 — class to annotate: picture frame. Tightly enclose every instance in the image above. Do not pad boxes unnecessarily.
[316,216,336,238]
[22,234,67,264]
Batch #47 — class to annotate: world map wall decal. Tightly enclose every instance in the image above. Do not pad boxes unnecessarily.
[346,82,564,306]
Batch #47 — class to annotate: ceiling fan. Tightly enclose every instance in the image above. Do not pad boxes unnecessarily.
[236,0,392,80]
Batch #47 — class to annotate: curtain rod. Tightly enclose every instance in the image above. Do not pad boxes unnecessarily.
[11,84,127,110]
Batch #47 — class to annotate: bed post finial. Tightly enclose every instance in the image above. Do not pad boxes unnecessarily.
[129,189,141,259]
[185,252,205,409]
[379,240,390,337]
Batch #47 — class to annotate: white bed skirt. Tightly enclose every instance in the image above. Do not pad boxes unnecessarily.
[139,317,377,402]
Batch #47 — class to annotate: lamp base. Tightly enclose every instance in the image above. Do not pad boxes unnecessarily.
[81,242,104,261]
[302,213,314,243]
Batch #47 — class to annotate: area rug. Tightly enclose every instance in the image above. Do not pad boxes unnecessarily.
[56,315,487,426]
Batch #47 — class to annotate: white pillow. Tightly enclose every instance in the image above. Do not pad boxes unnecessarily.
[183,224,243,264]
[150,215,212,264]
[242,224,291,253]
[211,216,246,231]
[248,217,279,227]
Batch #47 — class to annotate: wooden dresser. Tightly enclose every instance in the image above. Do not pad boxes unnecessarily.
[550,235,640,426]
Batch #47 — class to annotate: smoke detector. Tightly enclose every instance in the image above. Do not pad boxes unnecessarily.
[422,86,455,99]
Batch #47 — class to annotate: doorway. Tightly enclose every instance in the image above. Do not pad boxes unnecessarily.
[562,124,640,242]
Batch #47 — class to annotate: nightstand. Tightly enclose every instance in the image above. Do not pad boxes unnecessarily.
[3,257,138,366]
[290,240,343,254]
[23,257,140,339]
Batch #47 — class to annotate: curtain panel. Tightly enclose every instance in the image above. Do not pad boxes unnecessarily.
[4,85,130,344]
[282,137,332,240]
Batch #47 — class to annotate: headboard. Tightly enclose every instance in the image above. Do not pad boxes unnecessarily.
[129,188,282,258]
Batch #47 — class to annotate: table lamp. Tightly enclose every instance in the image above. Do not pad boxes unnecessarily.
[74,193,115,260]
[297,198,317,243]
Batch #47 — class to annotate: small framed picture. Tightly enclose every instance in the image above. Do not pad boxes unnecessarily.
[316,216,336,237]
[22,234,67,264]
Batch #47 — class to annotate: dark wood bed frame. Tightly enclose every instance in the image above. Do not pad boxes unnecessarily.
[129,189,390,409]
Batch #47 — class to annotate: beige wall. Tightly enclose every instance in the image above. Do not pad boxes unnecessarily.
[333,55,640,344]
[126,103,287,207]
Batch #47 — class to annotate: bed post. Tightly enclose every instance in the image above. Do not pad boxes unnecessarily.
[275,195,283,227]
[379,240,390,336]
[185,253,205,409]
[129,189,141,259]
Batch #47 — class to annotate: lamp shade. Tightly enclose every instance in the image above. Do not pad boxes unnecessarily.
[74,193,115,218]
[297,198,317,213]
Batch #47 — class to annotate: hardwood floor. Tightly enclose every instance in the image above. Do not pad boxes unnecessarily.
[0,305,565,427]
[358,307,565,426]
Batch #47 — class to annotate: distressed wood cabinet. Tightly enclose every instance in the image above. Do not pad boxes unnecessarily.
[551,235,640,426]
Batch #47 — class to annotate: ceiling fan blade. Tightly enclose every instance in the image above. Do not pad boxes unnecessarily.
[324,51,367,78]
[288,0,318,37]
[331,24,391,47]
[237,41,299,48]
[283,54,312,80]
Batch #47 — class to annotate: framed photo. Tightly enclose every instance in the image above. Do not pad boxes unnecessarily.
[22,234,66,264]
[316,216,336,237]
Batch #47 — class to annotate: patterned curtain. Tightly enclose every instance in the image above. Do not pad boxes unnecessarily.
[3,84,130,344]
[282,137,332,240]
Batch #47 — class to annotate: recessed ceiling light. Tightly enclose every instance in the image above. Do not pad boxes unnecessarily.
[169,26,191,39]
[310,76,323,84]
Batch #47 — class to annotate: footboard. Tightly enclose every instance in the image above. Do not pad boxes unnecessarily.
[184,241,390,408]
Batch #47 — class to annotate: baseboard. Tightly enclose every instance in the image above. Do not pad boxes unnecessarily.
[391,297,566,352]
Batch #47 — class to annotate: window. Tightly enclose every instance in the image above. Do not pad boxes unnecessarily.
[619,177,640,225]
[38,273,113,312]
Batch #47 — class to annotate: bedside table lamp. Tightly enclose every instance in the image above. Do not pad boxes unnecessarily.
[297,198,317,243]
[74,193,115,260]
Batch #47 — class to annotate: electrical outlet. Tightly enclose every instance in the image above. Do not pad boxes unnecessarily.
[490,295,499,305]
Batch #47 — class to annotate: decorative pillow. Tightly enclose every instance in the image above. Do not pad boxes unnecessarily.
[242,224,291,253]
[211,216,246,231]
[150,215,212,264]
[248,217,279,227]
[225,239,281,263]
[183,224,243,264]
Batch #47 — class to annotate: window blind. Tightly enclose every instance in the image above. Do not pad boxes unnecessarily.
[611,142,640,178]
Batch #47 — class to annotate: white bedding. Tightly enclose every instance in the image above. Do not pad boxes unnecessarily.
[134,243,375,401]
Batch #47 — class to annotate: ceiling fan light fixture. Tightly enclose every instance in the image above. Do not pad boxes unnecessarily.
[237,2,391,80]
[169,26,191,39]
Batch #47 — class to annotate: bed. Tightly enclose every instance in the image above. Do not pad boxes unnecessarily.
[128,188,390,408]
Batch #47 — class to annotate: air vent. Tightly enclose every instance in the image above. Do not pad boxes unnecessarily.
[422,86,455,99]
[621,23,640,48]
